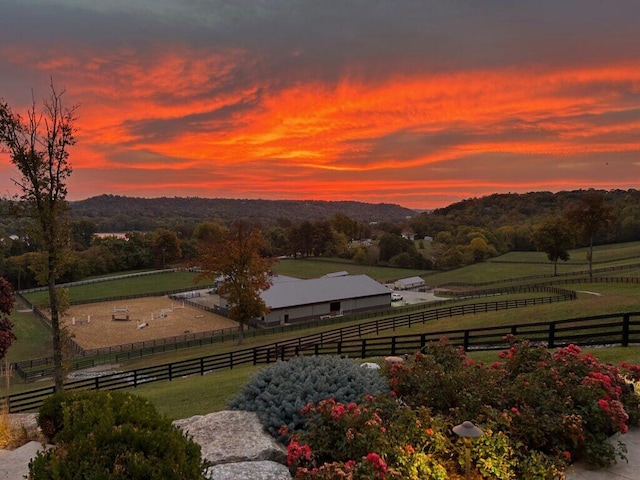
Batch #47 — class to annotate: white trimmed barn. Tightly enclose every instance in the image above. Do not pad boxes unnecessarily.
[258,274,391,326]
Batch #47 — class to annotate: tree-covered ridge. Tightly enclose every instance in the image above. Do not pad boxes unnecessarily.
[410,189,640,246]
[67,195,417,232]
[431,189,639,230]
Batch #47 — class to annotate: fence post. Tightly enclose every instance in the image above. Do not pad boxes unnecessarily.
[253,348,258,365]
[168,364,173,381]
[548,323,556,348]
[622,313,630,347]
[361,339,367,358]
[200,357,205,375]
[463,331,470,351]
[420,333,426,352]
[391,336,397,355]
[133,370,138,388]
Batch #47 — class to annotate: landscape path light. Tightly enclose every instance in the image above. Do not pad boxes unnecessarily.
[453,420,483,480]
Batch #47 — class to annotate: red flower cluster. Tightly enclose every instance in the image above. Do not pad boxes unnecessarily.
[288,440,312,466]
[584,371,623,398]
[365,452,388,479]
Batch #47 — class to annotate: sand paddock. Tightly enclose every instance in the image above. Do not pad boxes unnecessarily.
[63,296,238,350]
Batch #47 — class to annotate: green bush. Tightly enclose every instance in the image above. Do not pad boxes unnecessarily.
[228,355,388,439]
[30,391,207,480]
[37,390,98,441]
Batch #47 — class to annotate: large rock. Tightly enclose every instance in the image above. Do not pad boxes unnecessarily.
[0,441,51,480]
[173,410,287,466]
[206,460,291,480]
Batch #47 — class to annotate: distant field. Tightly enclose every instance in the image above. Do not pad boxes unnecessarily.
[6,310,53,364]
[274,257,428,282]
[425,241,640,286]
[22,271,210,306]
[489,241,640,264]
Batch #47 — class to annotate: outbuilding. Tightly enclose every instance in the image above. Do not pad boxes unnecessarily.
[394,276,426,291]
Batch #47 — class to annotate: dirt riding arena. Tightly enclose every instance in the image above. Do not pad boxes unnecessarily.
[63,297,238,350]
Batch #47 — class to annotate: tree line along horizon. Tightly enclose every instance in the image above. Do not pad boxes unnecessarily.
[1,187,637,290]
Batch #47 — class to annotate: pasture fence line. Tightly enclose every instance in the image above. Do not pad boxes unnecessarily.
[5,310,639,413]
[18,269,180,294]
[488,254,640,266]
[12,285,573,381]
[435,263,640,289]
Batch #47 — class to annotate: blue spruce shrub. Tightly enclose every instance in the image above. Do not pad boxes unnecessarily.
[228,355,388,439]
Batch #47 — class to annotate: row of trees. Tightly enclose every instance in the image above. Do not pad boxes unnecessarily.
[532,193,615,276]
[0,190,629,289]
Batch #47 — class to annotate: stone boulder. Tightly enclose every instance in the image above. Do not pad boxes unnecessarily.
[173,410,288,466]
[207,460,292,480]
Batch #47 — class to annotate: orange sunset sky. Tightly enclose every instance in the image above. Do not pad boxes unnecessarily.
[1,1,640,210]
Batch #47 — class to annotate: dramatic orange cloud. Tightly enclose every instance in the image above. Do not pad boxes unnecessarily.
[1,1,640,209]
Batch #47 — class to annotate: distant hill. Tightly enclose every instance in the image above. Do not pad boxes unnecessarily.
[69,195,417,231]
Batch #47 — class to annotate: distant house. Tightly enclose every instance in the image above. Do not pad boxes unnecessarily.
[394,276,426,291]
[255,274,391,326]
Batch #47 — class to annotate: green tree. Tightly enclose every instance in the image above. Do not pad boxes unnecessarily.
[151,228,181,268]
[0,277,17,361]
[566,192,615,278]
[531,216,574,276]
[468,236,490,263]
[378,233,409,263]
[0,83,76,390]
[70,219,96,250]
[196,221,275,343]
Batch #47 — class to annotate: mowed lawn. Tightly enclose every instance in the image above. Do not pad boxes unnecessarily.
[22,270,210,306]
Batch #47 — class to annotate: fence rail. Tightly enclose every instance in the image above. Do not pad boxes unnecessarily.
[12,287,573,381]
[436,263,640,289]
[11,303,635,414]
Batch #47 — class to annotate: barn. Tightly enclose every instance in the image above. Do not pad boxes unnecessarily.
[257,274,391,326]
[394,276,426,291]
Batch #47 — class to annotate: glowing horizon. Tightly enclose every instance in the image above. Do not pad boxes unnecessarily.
[1,1,639,210]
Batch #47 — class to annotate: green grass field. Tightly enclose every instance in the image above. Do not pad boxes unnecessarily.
[22,271,210,306]
[7,241,640,417]
[274,257,429,282]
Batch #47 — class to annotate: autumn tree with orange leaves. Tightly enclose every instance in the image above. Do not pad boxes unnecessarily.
[196,221,275,343]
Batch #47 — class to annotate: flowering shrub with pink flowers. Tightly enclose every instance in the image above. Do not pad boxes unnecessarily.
[282,338,640,479]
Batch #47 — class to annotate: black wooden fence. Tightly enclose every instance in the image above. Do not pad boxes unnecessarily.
[13,288,574,381]
[5,310,639,413]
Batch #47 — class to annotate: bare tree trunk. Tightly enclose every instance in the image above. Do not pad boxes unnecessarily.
[48,275,64,391]
[588,236,594,279]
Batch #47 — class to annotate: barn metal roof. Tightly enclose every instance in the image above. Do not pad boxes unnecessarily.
[396,276,425,286]
[261,274,391,309]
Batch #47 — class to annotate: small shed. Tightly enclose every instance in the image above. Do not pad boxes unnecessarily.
[394,276,426,291]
